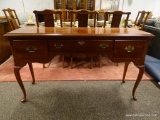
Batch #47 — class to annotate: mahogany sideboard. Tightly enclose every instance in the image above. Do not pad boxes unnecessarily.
[4,27,154,102]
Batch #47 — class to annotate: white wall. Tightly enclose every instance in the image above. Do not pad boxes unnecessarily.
[0,0,24,14]
[0,0,54,23]
[0,0,159,22]
[152,0,160,17]
[23,0,53,14]
[0,0,53,14]
[120,0,157,20]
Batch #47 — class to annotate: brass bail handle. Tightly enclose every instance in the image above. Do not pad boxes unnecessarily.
[54,42,63,49]
[99,43,108,49]
[26,46,37,53]
[124,46,134,52]
[78,41,85,45]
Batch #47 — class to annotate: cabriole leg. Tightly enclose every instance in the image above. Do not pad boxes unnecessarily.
[14,66,27,103]
[132,65,144,100]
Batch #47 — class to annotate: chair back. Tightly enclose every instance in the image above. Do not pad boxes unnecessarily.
[134,10,150,30]
[70,9,98,27]
[33,9,62,27]
[3,8,21,30]
[97,9,106,21]
[104,11,131,28]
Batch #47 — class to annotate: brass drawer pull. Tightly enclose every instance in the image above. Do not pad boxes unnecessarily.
[78,41,85,45]
[54,42,63,49]
[99,43,108,49]
[26,46,37,53]
[124,46,134,52]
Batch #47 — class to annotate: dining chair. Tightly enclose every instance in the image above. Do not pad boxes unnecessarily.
[63,9,98,69]
[33,9,62,27]
[134,10,150,30]
[104,11,131,28]
[103,11,131,67]
[54,9,69,22]
[3,8,21,30]
[70,9,98,27]
[96,9,110,27]
[33,9,63,68]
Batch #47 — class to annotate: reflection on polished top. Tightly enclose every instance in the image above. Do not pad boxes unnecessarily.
[6,27,153,37]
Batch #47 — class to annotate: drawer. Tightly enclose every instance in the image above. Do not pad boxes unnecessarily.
[12,40,48,58]
[49,40,113,53]
[113,40,147,58]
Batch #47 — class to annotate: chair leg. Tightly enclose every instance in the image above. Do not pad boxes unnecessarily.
[47,61,52,67]
[62,55,65,68]
[43,64,45,68]
[99,55,101,67]
[71,57,73,69]
[90,57,93,69]
[115,63,118,66]
[28,62,35,84]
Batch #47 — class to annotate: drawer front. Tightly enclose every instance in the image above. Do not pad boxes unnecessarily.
[113,40,147,58]
[49,40,113,53]
[12,40,48,58]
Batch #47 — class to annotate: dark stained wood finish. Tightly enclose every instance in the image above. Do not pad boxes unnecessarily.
[33,9,63,68]
[68,9,98,68]
[33,9,63,27]
[4,27,154,102]
[2,8,21,30]
[104,11,131,28]
[70,9,98,27]
[0,21,12,63]
[54,0,95,10]
[134,10,150,30]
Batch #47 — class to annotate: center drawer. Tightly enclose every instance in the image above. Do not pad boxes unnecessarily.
[49,40,113,53]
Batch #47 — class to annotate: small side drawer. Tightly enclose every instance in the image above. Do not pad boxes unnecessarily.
[113,40,147,58]
[12,40,48,58]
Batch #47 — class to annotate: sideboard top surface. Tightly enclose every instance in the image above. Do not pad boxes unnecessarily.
[4,27,154,40]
